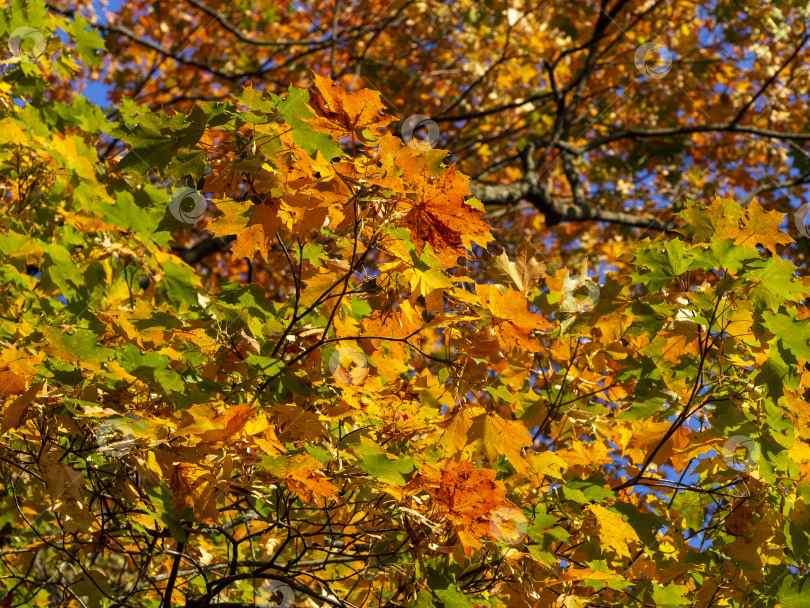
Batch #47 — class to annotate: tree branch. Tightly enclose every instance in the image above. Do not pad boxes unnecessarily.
[579,122,810,153]
[174,235,236,265]
[469,178,676,231]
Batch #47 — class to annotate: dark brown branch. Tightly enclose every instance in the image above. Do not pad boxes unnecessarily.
[469,178,676,231]
[738,174,810,205]
[174,235,236,265]
[578,122,810,153]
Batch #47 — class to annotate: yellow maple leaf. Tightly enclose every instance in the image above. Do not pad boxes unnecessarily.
[734,198,794,255]
[587,503,640,559]
[439,406,532,475]
[527,450,568,481]
[170,462,220,524]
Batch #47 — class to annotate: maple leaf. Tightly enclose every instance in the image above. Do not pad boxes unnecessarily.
[586,504,640,559]
[170,462,220,524]
[561,567,622,582]
[495,241,546,294]
[412,461,517,556]
[304,73,395,142]
[439,406,532,475]
[656,323,701,365]
[476,284,551,350]
[399,163,493,266]
[359,308,427,379]
[1,386,39,436]
[734,198,794,255]
[682,197,794,256]
[208,198,283,263]
[679,196,744,243]
[187,402,255,444]
[40,450,96,534]
[0,348,41,395]
[261,453,339,504]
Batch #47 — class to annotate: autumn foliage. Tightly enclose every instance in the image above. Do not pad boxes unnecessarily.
[1,1,810,607]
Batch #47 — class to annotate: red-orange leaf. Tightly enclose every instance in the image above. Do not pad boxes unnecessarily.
[399,164,492,266]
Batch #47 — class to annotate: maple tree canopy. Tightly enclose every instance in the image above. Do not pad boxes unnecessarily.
[1,1,810,607]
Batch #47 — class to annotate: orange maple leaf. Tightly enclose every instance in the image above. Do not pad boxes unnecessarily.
[196,403,255,444]
[399,164,492,266]
[476,284,551,350]
[208,198,282,263]
[413,461,517,556]
[305,73,395,142]
[263,453,339,504]
[657,322,701,365]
